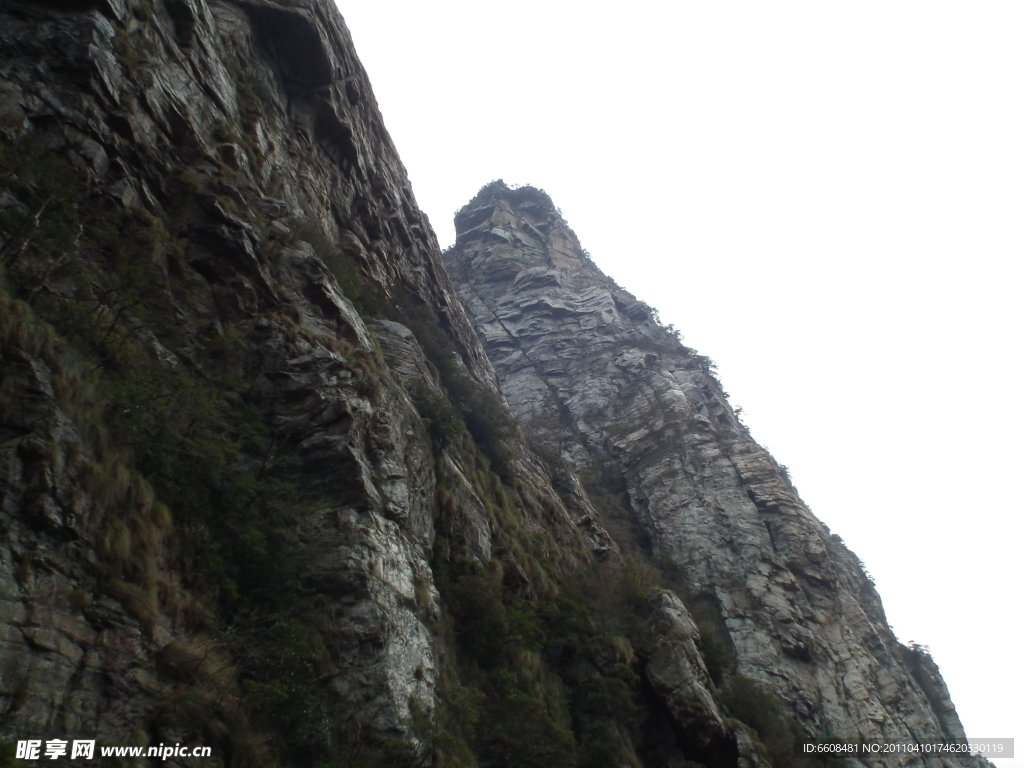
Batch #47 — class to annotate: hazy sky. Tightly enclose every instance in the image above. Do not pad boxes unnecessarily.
[338,0,1023,757]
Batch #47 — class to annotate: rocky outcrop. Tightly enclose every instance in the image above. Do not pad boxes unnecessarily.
[0,0,584,762]
[644,592,727,747]
[444,181,978,763]
[0,0,984,765]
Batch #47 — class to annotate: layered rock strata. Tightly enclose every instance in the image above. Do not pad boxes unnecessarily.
[0,0,982,764]
[0,0,587,761]
[444,181,974,761]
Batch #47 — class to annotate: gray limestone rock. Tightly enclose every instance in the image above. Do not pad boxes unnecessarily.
[0,0,464,757]
[0,0,990,764]
[444,181,982,766]
[0,4,601,761]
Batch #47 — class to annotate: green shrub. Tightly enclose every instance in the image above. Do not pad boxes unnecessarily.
[0,740,17,768]
[237,619,331,760]
[685,597,736,686]
[721,675,806,768]
[0,138,83,274]
[479,673,578,768]
[412,685,482,768]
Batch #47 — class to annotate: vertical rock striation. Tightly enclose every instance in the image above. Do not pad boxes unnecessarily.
[444,181,974,759]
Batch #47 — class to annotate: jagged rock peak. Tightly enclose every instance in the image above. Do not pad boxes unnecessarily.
[454,180,593,276]
[445,181,981,764]
[456,179,559,228]
[448,181,685,363]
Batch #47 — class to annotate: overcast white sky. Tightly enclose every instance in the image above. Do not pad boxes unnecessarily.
[338,0,1023,756]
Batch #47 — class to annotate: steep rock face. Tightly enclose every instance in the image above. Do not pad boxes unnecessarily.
[0,1,593,762]
[0,0,982,764]
[444,182,974,758]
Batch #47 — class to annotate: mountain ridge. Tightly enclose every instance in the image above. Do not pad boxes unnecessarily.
[0,1,983,766]
[444,178,972,751]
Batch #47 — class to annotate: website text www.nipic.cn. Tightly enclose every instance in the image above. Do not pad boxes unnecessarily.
[15,740,212,761]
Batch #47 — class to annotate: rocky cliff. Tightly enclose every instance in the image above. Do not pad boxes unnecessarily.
[0,0,980,766]
[443,181,978,765]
